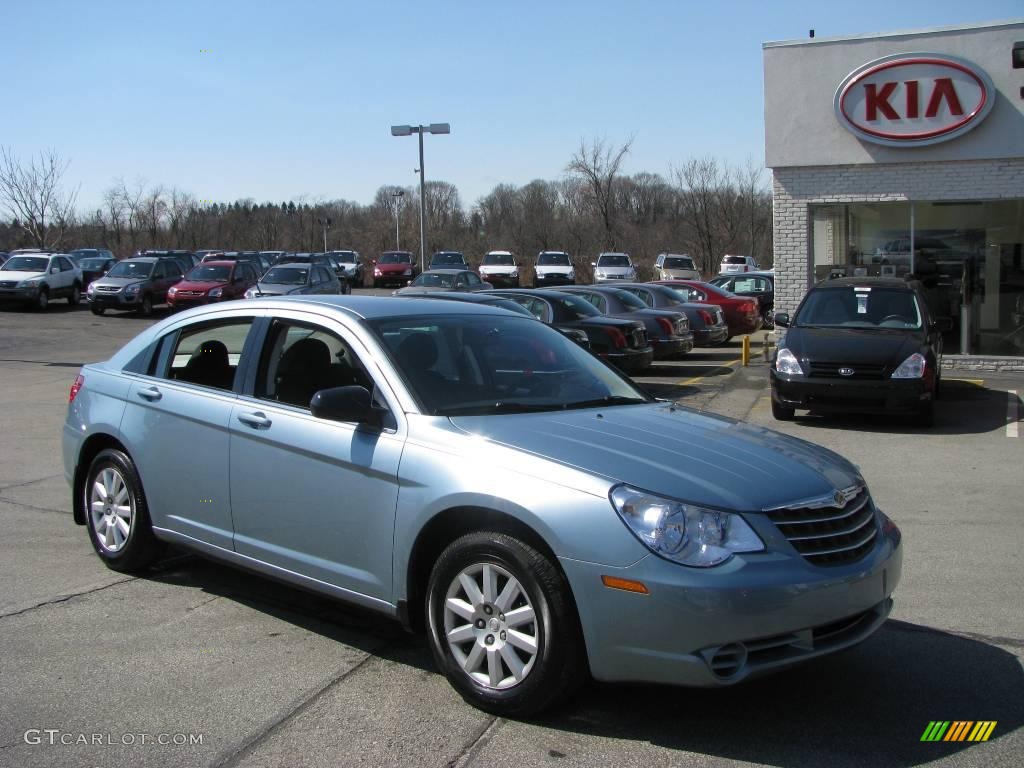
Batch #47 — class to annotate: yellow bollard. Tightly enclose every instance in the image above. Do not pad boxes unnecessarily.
[741,335,750,367]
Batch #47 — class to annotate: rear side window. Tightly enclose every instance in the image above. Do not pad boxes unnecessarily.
[163,319,255,391]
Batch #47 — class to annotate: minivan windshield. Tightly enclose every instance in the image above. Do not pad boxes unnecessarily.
[537,252,570,266]
[795,287,923,330]
[483,252,515,265]
[380,252,412,264]
[664,257,694,269]
[598,254,631,267]
[369,314,650,416]
[431,252,465,266]
[107,261,154,279]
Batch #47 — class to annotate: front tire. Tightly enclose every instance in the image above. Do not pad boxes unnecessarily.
[139,294,153,316]
[36,287,49,311]
[426,531,584,717]
[69,282,82,306]
[83,449,163,572]
[90,304,105,315]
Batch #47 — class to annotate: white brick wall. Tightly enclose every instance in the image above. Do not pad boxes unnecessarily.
[772,158,1024,318]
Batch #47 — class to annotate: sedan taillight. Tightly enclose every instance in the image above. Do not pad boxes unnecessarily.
[69,374,84,403]
[697,309,714,326]
[656,317,674,336]
[606,327,627,349]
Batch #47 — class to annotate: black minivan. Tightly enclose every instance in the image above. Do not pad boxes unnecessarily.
[771,277,952,426]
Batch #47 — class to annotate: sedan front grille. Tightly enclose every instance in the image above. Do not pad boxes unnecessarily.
[808,362,886,380]
[765,486,878,566]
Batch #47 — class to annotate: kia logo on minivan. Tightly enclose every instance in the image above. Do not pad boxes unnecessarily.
[834,54,994,147]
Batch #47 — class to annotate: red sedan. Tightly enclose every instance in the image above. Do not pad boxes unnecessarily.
[652,279,761,339]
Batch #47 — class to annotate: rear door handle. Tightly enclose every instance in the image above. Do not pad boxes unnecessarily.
[237,411,272,429]
[137,386,162,402]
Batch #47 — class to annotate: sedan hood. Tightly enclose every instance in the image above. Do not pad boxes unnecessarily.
[785,327,919,370]
[175,279,228,291]
[450,403,859,512]
[91,276,144,289]
[252,283,299,295]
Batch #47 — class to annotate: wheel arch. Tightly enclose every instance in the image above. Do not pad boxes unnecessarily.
[401,505,577,635]
[72,433,130,525]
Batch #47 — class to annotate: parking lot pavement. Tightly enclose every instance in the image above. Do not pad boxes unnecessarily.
[1,303,1022,767]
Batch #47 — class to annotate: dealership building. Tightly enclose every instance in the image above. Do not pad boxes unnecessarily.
[763,20,1024,363]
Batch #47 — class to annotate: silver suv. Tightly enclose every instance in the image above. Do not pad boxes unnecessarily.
[0,252,82,310]
[592,252,636,283]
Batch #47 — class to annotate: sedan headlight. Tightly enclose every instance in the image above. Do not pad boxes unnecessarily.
[775,347,803,375]
[891,352,926,379]
[209,287,223,298]
[611,485,764,567]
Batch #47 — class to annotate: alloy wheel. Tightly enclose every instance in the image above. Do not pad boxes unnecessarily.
[89,467,134,553]
[443,562,539,689]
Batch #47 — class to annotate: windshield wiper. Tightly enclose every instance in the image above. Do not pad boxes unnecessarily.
[562,395,648,410]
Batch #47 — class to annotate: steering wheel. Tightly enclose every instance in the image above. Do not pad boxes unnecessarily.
[880,314,910,324]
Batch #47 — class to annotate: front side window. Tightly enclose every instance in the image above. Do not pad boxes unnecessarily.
[165,319,255,391]
[256,321,372,410]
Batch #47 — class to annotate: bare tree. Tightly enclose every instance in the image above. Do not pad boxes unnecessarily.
[565,137,633,250]
[0,147,79,248]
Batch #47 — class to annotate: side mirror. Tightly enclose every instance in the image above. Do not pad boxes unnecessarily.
[774,312,790,328]
[310,385,383,427]
[590,262,596,268]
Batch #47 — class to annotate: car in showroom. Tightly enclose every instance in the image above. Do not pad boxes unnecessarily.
[654,253,701,281]
[477,250,521,288]
[428,251,470,270]
[87,256,184,316]
[710,271,775,329]
[394,269,491,295]
[653,279,761,340]
[614,283,730,347]
[63,296,902,716]
[373,251,419,288]
[557,285,693,359]
[0,252,82,310]
[167,260,260,311]
[771,277,949,425]
[486,288,654,373]
[245,263,346,298]
[533,250,576,287]
[592,252,637,284]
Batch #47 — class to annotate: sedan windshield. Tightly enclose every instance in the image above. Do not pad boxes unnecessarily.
[185,265,231,282]
[262,267,308,285]
[369,315,650,416]
[413,273,457,288]
[380,252,412,264]
[795,287,923,329]
[598,254,631,267]
[107,261,154,279]
[2,256,49,272]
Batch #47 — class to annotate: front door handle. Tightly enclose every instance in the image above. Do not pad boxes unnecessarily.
[137,386,162,401]
[237,411,272,429]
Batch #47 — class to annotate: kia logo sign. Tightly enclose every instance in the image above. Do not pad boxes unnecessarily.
[834,54,994,147]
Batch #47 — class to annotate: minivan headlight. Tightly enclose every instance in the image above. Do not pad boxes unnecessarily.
[775,347,803,375]
[891,352,926,379]
[610,485,764,567]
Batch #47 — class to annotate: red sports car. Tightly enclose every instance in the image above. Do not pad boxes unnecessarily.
[652,279,761,339]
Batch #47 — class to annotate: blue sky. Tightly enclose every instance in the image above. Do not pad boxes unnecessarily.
[6,0,1021,212]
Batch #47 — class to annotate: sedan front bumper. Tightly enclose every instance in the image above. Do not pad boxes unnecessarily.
[771,370,930,415]
[562,517,901,686]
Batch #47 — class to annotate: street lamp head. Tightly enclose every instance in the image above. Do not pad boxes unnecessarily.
[390,125,413,137]
[427,123,450,135]
[392,190,405,198]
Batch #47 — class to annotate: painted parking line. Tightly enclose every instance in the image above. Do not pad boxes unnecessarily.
[674,358,742,387]
[945,378,985,387]
[1008,390,1019,439]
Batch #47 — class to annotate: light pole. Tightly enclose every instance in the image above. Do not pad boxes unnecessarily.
[317,217,331,253]
[390,123,450,273]
[391,189,404,251]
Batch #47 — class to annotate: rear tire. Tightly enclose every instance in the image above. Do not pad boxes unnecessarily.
[83,449,163,573]
[772,399,795,421]
[426,531,585,717]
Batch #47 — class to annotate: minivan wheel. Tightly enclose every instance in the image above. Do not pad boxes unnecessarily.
[772,399,795,421]
[83,449,163,572]
[426,531,584,717]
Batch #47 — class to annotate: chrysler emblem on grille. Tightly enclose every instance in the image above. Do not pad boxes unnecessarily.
[839,367,854,376]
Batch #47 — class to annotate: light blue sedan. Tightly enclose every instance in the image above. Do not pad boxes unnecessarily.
[63,296,902,716]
